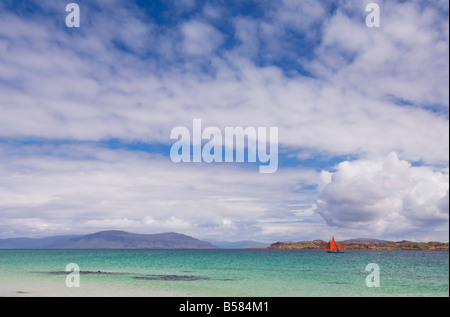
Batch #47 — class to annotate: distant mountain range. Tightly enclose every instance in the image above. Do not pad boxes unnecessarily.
[3,232,446,250]
[0,231,217,249]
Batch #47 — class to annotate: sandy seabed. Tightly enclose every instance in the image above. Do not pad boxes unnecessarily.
[0,275,187,297]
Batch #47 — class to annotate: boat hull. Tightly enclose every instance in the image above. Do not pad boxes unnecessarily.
[327,250,345,253]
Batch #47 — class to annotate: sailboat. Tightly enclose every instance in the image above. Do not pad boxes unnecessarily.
[325,236,345,253]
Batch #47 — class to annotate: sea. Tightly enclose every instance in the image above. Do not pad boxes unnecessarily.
[0,249,448,297]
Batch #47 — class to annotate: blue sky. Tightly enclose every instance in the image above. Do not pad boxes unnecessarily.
[0,0,448,242]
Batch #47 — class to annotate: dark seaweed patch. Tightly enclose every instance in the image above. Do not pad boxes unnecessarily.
[45,270,126,275]
[134,274,234,281]
[134,274,209,281]
[37,270,233,281]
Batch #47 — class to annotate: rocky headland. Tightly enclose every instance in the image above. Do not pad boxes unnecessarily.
[267,239,449,251]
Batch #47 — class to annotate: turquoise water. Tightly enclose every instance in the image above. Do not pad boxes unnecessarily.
[0,249,448,297]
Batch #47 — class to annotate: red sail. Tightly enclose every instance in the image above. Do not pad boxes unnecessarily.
[325,241,331,250]
[330,236,338,251]
[339,242,345,251]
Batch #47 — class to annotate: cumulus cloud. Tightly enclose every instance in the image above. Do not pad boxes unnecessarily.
[317,153,449,238]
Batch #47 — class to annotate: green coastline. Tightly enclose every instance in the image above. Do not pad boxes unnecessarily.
[268,240,449,251]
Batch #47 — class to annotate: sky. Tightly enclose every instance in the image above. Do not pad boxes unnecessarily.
[0,0,448,242]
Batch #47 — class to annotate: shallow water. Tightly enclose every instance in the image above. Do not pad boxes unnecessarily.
[0,249,448,297]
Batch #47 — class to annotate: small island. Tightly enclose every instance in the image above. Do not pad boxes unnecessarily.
[267,239,449,251]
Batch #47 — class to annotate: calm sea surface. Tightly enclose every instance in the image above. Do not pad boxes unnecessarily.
[0,249,448,297]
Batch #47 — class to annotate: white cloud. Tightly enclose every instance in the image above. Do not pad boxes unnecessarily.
[182,20,223,56]
[312,1,449,107]
[0,1,448,165]
[0,1,448,242]
[274,0,327,33]
[0,143,321,240]
[317,152,449,238]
